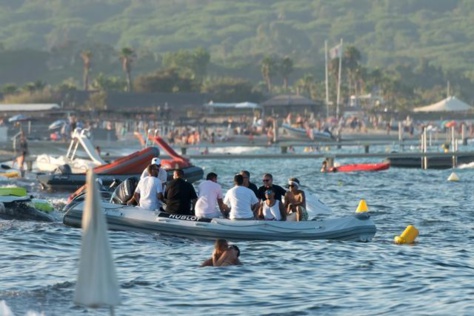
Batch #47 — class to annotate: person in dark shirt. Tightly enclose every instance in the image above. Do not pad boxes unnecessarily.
[239,170,258,197]
[257,173,286,202]
[164,169,198,215]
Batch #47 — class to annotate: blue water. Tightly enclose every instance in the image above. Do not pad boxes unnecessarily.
[1,157,474,315]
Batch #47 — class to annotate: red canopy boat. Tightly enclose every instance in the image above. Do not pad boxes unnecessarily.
[327,162,390,173]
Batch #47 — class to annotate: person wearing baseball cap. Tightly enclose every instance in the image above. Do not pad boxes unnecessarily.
[141,157,168,190]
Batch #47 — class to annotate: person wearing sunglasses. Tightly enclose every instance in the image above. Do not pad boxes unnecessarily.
[239,170,259,197]
[257,173,286,202]
[257,189,286,221]
[284,178,308,221]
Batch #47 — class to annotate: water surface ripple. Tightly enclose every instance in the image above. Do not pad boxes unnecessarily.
[1,157,474,315]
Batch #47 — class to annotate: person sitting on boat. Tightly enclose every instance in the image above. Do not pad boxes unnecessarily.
[239,170,259,197]
[257,173,286,202]
[284,178,308,221]
[141,157,167,190]
[201,239,241,267]
[133,164,164,211]
[195,172,229,219]
[164,169,198,215]
[223,174,259,220]
[257,189,286,221]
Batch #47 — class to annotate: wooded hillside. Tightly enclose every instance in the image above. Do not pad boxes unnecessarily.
[0,0,473,73]
[1,0,474,112]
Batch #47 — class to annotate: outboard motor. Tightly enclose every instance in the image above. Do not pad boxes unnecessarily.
[110,177,139,205]
[54,164,72,175]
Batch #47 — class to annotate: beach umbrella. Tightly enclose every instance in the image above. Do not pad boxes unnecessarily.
[8,114,30,123]
[48,119,67,130]
[74,169,120,314]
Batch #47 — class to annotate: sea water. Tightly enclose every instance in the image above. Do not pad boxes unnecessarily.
[1,157,473,315]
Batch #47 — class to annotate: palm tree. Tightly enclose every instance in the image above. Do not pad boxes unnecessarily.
[80,50,93,91]
[295,73,314,96]
[261,56,277,92]
[120,47,135,92]
[280,56,294,91]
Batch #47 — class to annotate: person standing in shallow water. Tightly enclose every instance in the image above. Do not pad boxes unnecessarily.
[16,132,28,177]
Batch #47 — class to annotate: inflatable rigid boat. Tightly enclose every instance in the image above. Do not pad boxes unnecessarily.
[63,202,376,242]
[327,162,390,173]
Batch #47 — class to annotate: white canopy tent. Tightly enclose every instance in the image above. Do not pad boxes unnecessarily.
[0,103,60,111]
[413,96,472,112]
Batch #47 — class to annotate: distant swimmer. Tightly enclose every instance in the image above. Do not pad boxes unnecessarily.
[320,159,336,173]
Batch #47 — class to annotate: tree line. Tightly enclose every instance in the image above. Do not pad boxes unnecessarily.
[1,44,473,117]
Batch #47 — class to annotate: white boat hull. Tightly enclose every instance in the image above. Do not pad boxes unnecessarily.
[36,154,98,173]
[63,202,376,242]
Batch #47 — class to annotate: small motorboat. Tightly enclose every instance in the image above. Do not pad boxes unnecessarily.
[0,186,55,222]
[63,202,376,242]
[282,123,334,141]
[327,162,390,173]
[37,146,160,191]
[36,128,106,173]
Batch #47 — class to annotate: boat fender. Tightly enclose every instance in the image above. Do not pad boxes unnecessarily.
[394,225,418,244]
[110,177,139,205]
[54,164,72,175]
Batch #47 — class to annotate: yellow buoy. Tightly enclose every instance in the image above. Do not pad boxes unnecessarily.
[355,199,369,213]
[394,225,419,244]
[447,172,459,182]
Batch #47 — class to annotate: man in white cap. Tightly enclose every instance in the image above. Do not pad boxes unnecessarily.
[141,157,168,190]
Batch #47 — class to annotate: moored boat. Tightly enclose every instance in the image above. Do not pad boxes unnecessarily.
[330,162,390,173]
[63,202,376,242]
[0,186,55,221]
[282,123,334,141]
[37,146,160,191]
[36,128,106,173]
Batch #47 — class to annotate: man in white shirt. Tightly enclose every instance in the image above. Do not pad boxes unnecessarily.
[141,157,168,190]
[195,172,228,219]
[134,164,164,211]
[223,174,259,220]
